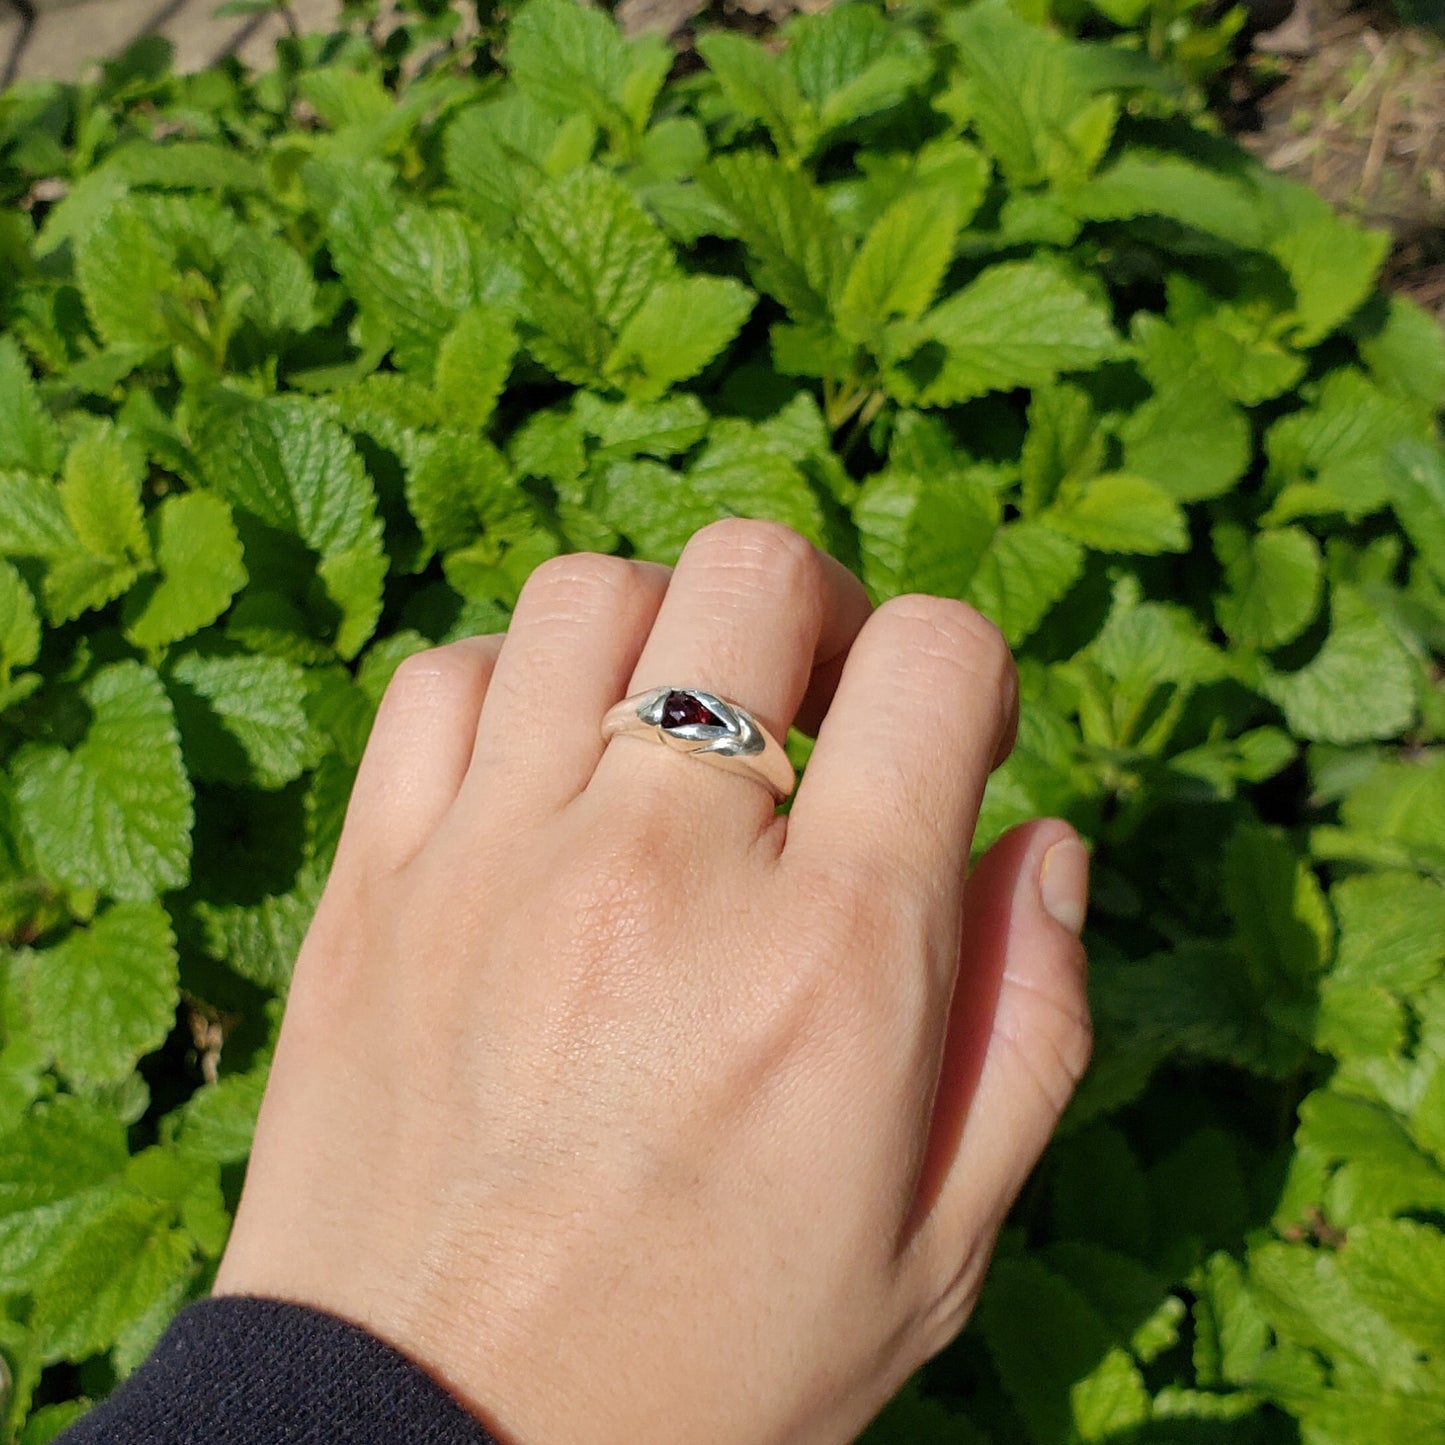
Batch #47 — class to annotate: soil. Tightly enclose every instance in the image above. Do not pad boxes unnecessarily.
[1229,0,1445,319]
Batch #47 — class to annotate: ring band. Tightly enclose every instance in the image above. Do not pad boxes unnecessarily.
[601,687,795,801]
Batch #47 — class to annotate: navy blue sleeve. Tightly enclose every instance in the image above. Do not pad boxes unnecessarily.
[55,1296,502,1444]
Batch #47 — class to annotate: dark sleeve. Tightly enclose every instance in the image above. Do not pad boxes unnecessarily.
[55,1296,501,1445]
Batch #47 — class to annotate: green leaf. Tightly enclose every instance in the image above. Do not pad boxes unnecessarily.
[405,431,520,555]
[59,422,149,566]
[697,31,808,156]
[198,396,386,657]
[8,903,178,1087]
[1266,369,1429,523]
[347,207,507,370]
[1341,1218,1445,1359]
[978,1254,1148,1445]
[1213,524,1322,650]
[900,260,1120,407]
[1330,872,1445,990]
[1120,317,1250,502]
[698,153,850,326]
[122,493,247,651]
[1266,182,1390,347]
[1019,383,1102,516]
[1356,294,1445,414]
[0,338,60,476]
[516,167,676,384]
[837,188,964,344]
[434,305,518,433]
[507,0,663,135]
[1223,824,1332,1006]
[0,472,73,559]
[1260,587,1416,744]
[1047,473,1188,555]
[168,1061,269,1166]
[852,465,999,603]
[1389,438,1445,587]
[596,423,825,565]
[194,861,326,993]
[945,0,1106,187]
[0,559,41,683]
[1066,151,1265,249]
[168,652,314,790]
[605,276,755,399]
[786,4,928,135]
[12,661,193,900]
[965,519,1084,645]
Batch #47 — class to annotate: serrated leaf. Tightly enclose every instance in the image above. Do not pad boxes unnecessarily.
[852,465,999,603]
[9,903,178,1087]
[194,861,325,993]
[1048,473,1187,555]
[168,1062,269,1166]
[1266,183,1390,347]
[596,430,825,565]
[30,1194,196,1365]
[1019,383,1102,516]
[573,393,709,461]
[168,652,313,790]
[965,519,1084,645]
[698,153,850,325]
[1356,294,1445,413]
[516,167,675,383]
[1330,872,1445,990]
[605,276,754,399]
[0,559,41,682]
[347,207,508,370]
[1389,438,1445,587]
[1121,317,1250,502]
[697,31,808,156]
[945,0,1101,187]
[122,493,247,651]
[978,1255,1146,1445]
[901,260,1120,407]
[786,5,928,136]
[198,396,386,657]
[12,661,193,900]
[405,431,519,555]
[58,422,149,566]
[507,0,661,136]
[1261,587,1416,744]
[837,188,963,344]
[1340,1218,1445,1359]
[0,472,73,559]
[0,338,60,476]
[1266,369,1429,522]
[1223,824,1332,1006]
[1066,150,1265,248]
[434,305,517,433]
[1213,524,1322,650]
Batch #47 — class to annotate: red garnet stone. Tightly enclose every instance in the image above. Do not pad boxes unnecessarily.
[661,690,724,730]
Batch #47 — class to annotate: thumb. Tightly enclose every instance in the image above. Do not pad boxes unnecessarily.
[913,819,1092,1257]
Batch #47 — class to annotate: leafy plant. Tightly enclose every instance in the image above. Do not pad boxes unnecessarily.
[0,0,1442,1440]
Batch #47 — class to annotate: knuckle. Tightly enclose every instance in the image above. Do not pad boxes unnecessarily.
[874,596,1018,726]
[383,642,484,702]
[520,551,641,621]
[877,595,1013,679]
[684,518,819,588]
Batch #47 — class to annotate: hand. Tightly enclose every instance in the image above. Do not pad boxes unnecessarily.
[213,519,1091,1445]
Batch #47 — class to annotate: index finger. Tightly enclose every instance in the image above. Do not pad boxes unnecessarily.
[781,595,1019,926]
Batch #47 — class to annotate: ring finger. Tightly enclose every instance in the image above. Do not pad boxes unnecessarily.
[587,519,872,833]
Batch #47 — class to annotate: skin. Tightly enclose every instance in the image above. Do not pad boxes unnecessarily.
[214,518,1092,1445]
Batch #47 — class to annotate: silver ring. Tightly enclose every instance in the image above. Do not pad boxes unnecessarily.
[600,687,795,801]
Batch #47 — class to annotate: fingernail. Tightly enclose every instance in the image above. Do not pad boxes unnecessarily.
[1039,837,1089,936]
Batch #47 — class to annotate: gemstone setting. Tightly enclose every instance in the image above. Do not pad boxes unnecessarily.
[660,689,725,731]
